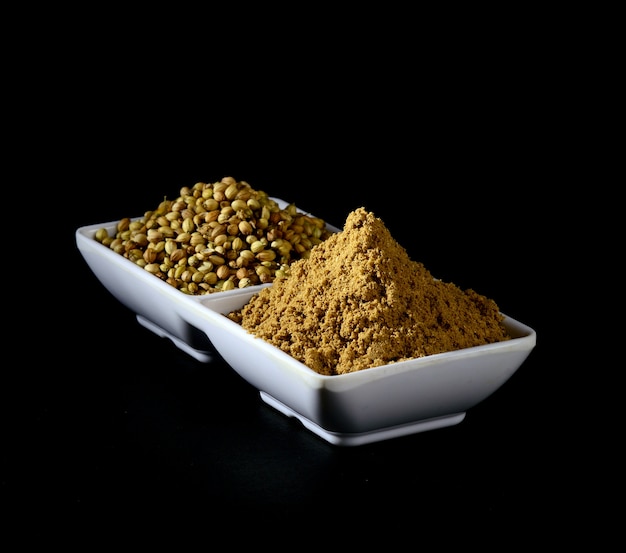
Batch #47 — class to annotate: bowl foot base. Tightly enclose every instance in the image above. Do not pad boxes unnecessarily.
[136,315,214,363]
[260,391,466,446]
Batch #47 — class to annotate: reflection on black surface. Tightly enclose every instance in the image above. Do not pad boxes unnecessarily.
[32,298,546,519]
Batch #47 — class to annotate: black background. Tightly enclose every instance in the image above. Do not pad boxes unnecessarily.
[4,24,609,540]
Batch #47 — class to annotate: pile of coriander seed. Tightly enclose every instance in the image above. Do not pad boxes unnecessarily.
[94,176,333,295]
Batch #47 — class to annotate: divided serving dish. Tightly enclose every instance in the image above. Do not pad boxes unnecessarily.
[76,198,536,446]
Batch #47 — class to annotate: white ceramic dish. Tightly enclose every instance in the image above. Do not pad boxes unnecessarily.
[76,199,536,446]
[183,290,535,445]
[76,198,340,362]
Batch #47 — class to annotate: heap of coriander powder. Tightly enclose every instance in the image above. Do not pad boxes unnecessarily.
[227,207,510,375]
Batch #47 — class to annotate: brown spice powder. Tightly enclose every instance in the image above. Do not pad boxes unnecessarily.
[228,207,511,376]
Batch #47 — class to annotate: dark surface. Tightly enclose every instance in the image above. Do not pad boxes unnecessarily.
[6,88,596,536]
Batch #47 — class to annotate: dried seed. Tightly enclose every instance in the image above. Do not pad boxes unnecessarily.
[96,176,334,294]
